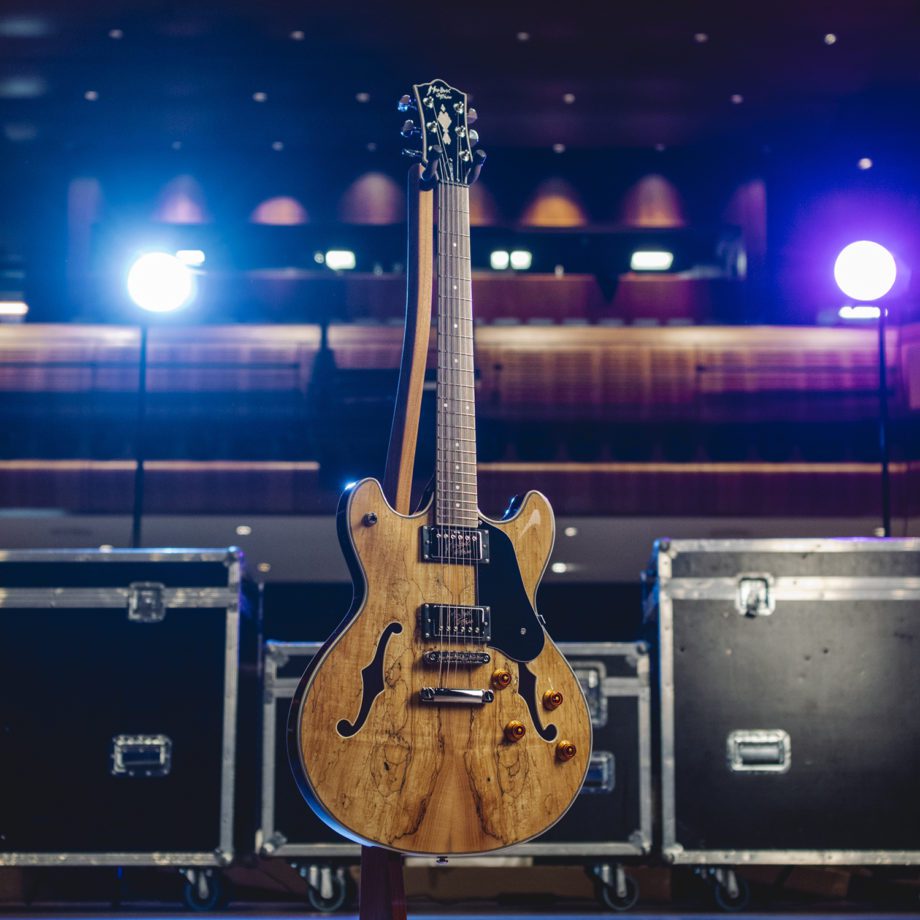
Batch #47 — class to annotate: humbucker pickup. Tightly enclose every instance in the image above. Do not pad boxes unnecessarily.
[420,526,490,564]
[419,604,491,642]
[423,650,491,666]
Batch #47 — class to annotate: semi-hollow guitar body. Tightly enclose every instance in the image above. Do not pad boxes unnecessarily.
[287,479,591,854]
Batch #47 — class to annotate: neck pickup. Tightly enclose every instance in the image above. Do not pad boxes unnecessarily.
[420,525,490,564]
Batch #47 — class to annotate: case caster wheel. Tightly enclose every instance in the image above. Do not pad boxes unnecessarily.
[181,869,224,912]
[712,871,749,912]
[299,863,348,912]
[600,875,639,911]
[593,863,639,912]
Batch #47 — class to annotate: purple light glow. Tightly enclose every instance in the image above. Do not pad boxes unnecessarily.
[834,241,897,301]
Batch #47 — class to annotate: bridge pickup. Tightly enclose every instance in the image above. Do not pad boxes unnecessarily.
[419,687,495,705]
[419,604,491,642]
[420,526,490,564]
[423,650,491,666]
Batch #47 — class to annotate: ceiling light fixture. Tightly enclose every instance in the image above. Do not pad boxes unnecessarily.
[563,93,575,104]
[84,90,99,101]
[252,91,267,102]
[290,30,305,40]
[552,143,566,154]
[355,92,370,103]
[857,157,873,170]
[730,93,744,105]
[271,141,284,151]
[693,32,709,43]
[823,33,837,45]
[108,28,123,39]
[516,31,530,42]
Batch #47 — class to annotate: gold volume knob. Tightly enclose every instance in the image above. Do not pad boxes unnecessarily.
[556,740,577,761]
[542,689,564,710]
[504,720,526,742]
[491,669,512,689]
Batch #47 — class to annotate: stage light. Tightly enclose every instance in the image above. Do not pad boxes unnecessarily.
[839,305,882,320]
[325,250,356,271]
[834,241,896,301]
[631,250,674,271]
[551,562,569,574]
[0,300,28,319]
[176,249,205,266]
[490,250,510,270]
[127,252,195,313]
[510,250,533,270]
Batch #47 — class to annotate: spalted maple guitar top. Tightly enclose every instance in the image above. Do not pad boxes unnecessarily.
[291,478,591,855]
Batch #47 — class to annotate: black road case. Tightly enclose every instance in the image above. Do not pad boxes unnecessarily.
[0,548,241,868]
[646,537,920,866]
[260,640,652,860]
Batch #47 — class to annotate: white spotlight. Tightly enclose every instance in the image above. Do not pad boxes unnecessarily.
[631,250,674,271]
[490,250,510,270]
[510,250,533,270]
[325,250,356,271]
[127,252,195,313]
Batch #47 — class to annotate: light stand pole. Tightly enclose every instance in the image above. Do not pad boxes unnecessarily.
[877,307,891,537]
[131,323,149,548]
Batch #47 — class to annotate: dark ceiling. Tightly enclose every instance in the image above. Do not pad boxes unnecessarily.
[2,0,920,155]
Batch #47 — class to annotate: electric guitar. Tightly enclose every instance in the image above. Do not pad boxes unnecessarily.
[288,78,591,855]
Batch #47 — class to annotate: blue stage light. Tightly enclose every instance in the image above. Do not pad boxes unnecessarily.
[834,241,896,302]
[127,252,196,313]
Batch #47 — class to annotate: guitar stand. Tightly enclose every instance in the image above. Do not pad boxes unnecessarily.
[360,163,434,920]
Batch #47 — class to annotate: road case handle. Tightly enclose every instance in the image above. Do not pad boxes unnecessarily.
[727,729,791,773]
[110,734,173,777]
[735,574,775,617]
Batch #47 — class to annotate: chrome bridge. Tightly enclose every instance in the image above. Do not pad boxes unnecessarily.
[419,687,495,705]
[423,650,491,666]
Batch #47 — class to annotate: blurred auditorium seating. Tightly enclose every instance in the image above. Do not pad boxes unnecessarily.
[0,322,916,519]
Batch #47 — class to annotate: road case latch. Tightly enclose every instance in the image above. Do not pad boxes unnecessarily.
[110,734,173,777]
[735,574,775,617]
[127,581,167,622]
[727,729,791,773]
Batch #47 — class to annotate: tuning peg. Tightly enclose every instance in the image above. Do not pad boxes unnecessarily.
[469,129,479,146]
[402,147,423,160]
[470,148,487,184]
[400,119,419,138]
[467,107,478,124]
[421,146,442,186]
[397,94,416,112]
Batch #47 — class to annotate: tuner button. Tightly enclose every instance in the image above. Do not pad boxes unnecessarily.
[491,669,512,689]
[542,689,563,710]
[469,129,479,146]
[467,107,478,124]
[504,720,526,743]
[426,121,438,132]
[453,101,465,113]
[556,740,577,762]
[398,94,416,112]
[400,120,418,138]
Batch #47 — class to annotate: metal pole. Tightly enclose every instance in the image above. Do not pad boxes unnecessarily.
[131,324,148,548]
[878,307,891,537]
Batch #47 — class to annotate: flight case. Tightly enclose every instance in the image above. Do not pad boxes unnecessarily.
[0,548,241,875]
[646,537,920,867]
[260,640,651,907]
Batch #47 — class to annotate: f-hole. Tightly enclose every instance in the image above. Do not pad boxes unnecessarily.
[518,663,558,742]
[337,622,403,737]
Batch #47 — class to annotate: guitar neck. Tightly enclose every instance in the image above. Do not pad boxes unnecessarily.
[436,181,478,529]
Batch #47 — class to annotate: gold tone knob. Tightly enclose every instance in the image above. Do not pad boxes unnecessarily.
[542,689,564,710]
[556,740,577,761]
[491,669,512,689]
[504,720,526,742]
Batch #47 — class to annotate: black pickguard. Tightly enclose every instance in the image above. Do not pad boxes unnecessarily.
[517,662,558,741]
[476,519,546,663]
[336,622,403,737]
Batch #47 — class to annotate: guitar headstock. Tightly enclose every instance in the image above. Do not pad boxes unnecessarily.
[399,78,484,185]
